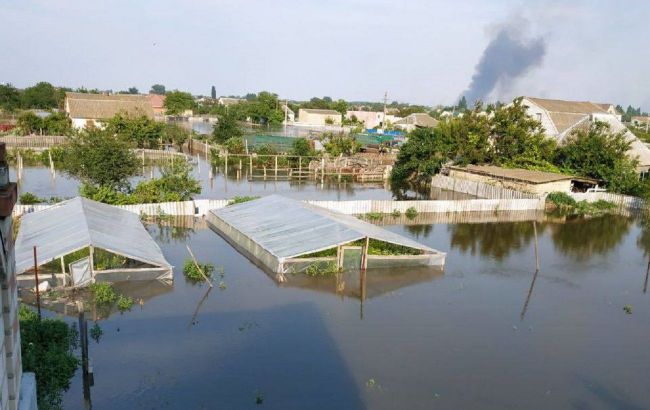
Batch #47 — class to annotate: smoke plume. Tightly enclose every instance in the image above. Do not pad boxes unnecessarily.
[461,21,546,104]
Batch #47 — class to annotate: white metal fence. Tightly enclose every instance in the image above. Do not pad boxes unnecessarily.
[431,174,539,199]
[568,192,647,210]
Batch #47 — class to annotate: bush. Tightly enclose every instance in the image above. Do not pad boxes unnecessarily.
[229,196,260,205]
[546,192,577,207]
[19,304,79,410]
[364,212,382,221]
[305,261,339,277]
[183,259,215,281]
[116,295,134,312]
[405,207,418,219]
[89,282,117,305]
[391,209,401,217]
[19,192,44,204]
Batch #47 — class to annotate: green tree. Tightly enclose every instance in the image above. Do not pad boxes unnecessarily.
[129,162,201,203]
[104,113,165,148]
[17,112,44,134]
[247,91,284,125]
[43,112,73,135]
[120,87,139,94]
[164,91,195,115]
[163,123,191,149]
[150,84,166,95]
[0,83,21,112]
[555,121,640,194]
[21,82,60,109]
[225,137,246,154]
[390,127,456,185]
[323,133,360,156]
[332,99,348,115]
[291,138,315,157]
[211,85,216,99]
[63,128,138,190]
[212,111,243,144]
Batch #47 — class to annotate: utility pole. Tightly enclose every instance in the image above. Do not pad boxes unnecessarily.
[383,91,388,130]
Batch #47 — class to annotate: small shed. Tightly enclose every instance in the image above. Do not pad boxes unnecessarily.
[298,109,343,126]
[206,195,445,280]
[15,197,172,287]
[447,165,597,194]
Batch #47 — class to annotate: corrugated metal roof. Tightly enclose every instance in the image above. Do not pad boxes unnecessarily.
[209,195,440,259]
[449,165,576,184]
[15,197,171,274]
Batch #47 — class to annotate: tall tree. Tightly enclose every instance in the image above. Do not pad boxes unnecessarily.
[163,91,196,115]
[212,111,243,144]
[150,84,166,95]
[21,82,60,109]
[211,86,216,99]
[0,83,21,112]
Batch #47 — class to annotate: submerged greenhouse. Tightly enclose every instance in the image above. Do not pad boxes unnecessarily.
[206,195,445,279]
[15,197,172,287]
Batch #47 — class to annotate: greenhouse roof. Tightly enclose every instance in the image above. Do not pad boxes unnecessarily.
[209,195,440,260]
[15,197,171,274]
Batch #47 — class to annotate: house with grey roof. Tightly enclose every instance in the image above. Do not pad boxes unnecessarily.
[522,97,650,173]
[65,92,154,129]
[394,113,438,132]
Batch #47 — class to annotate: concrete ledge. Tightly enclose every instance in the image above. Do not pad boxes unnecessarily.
[18,372,36,410]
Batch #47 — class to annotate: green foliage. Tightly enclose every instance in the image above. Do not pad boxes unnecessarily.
[116,295,134,312]
[164,91,196,115]
[225,137,246,154]
[16,111,72,135]
[405,207,418,219]
[364,212,382,221]
[212,111,244,144]
[623,304,633,314]
[19,192,44,204]
[305,261,339,277]
[0,83,21,112]
[546,192,577,207]
[546,192,617,216]
[63,128,139,190]
[128,162,201,203]
[19,304,79,410]
[323,133,361,156]
[105,113,165,149]
[556,122,641,195]
[391,209,401,217]
[21,82,62,109]
[163,123,190,149]
[150,84,166,95]
[183,259,214,281]
[229,196,260,205]
[89,282,117,305]
[89,322,103,343]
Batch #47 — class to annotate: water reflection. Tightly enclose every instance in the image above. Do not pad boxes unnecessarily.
[449,221,540,261]
[549,215,631,261]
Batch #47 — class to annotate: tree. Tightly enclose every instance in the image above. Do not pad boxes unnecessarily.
[104,113,165,149]
[247,91,284,125]
[0,83,21,112]
[163,123,191,149]
[291,138,315,157]
[212,111,243,144]
[163,91,195,115]
[120,87,139,94]
[555,121,641,195]
[211,86,216,99]
[128,162,201,203]
[332,99,348,115]
[21,82,60,109]
[63,128,138,190]
[323,133,360,156]
[457,96,468,111]
[17,112,72,135]
[150,84,166,95]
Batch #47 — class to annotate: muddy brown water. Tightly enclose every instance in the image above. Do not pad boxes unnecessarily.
[24,213,646,409]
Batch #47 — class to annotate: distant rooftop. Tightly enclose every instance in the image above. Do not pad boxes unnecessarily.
[299,108,342,116]
[65,92,154,119]
[524,97,611,115]
[449,164,584,184]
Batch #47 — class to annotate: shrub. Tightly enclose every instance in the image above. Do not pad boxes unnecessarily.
[89,282,117,305]
[116,295,134,312]
[229,196,260,205]
[183,259,215,281]
[546,192,577,207]
[305,261,339,277]
[405,207,418,219]
[391,209,401,217]
[364,212,382,221]
[19,192,44,204]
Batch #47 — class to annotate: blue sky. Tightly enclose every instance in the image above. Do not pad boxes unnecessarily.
[2,0,649,109]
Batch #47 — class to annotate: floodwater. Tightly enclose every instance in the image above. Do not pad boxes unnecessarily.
[11,160,468,202]
[37,212,650,409]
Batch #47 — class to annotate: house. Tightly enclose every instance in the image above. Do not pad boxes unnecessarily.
[394,113,438,132]
[297,108,342,126]
[631,116,650,127]
[218,97,246,106]
[447,164,598,194]
[149,94,166,116]
[345,110,402,129]
[522,97,650,173]
[65,92,154,129]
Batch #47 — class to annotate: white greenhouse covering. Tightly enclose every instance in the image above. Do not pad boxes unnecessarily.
[207,195,445,273]
[15,197,172,279]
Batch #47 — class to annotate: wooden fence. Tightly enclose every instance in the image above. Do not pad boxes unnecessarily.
[431,174,539,199]
[0,135,67,148]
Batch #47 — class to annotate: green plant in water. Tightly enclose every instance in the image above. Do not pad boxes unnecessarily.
[391,209,401,217]
[405,207,418,219]
[219,281,227,290]
[19,192,45,205]
[623,304,633,314]
[255,391,264,405]
[89,282,117,305]
[183,259,215,281]
[90,322,103,343]
[305,261,339,277]
[364,212,382,221]
[117,295,134,312]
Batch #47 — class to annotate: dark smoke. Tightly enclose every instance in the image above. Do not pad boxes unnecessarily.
[462,24,546,104]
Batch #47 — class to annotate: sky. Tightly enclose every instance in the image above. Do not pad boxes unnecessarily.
[1,0,649,110]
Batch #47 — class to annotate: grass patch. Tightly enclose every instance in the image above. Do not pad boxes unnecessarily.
[546,192,617,216]
[228,196,260,206]
[305,261,339,277]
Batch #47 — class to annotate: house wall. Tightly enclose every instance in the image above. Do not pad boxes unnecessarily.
[346,111,384,128]
[298,110,342,126]
[522,99,558,137]
[71,118,103,130]
[448,169,572,194]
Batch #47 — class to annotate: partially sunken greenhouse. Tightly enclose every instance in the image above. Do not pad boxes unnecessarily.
[207,195,445,278]
[16,197,172,287]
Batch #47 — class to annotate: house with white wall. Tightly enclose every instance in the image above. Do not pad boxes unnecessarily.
[345,111,401,129]
[522,97,650,173]
[65,92,154,129]
[297,109,342,126]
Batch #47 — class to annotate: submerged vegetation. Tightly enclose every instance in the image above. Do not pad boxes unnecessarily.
[19,304,79,410]
[546,192,617,216]
[183,259,215,282]
[228,196,260,205]
[305,261,339,277]
[89,282,117,305]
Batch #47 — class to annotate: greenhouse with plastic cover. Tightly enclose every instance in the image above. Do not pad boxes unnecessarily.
[206,195,445,280]
[15,197,172,288]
